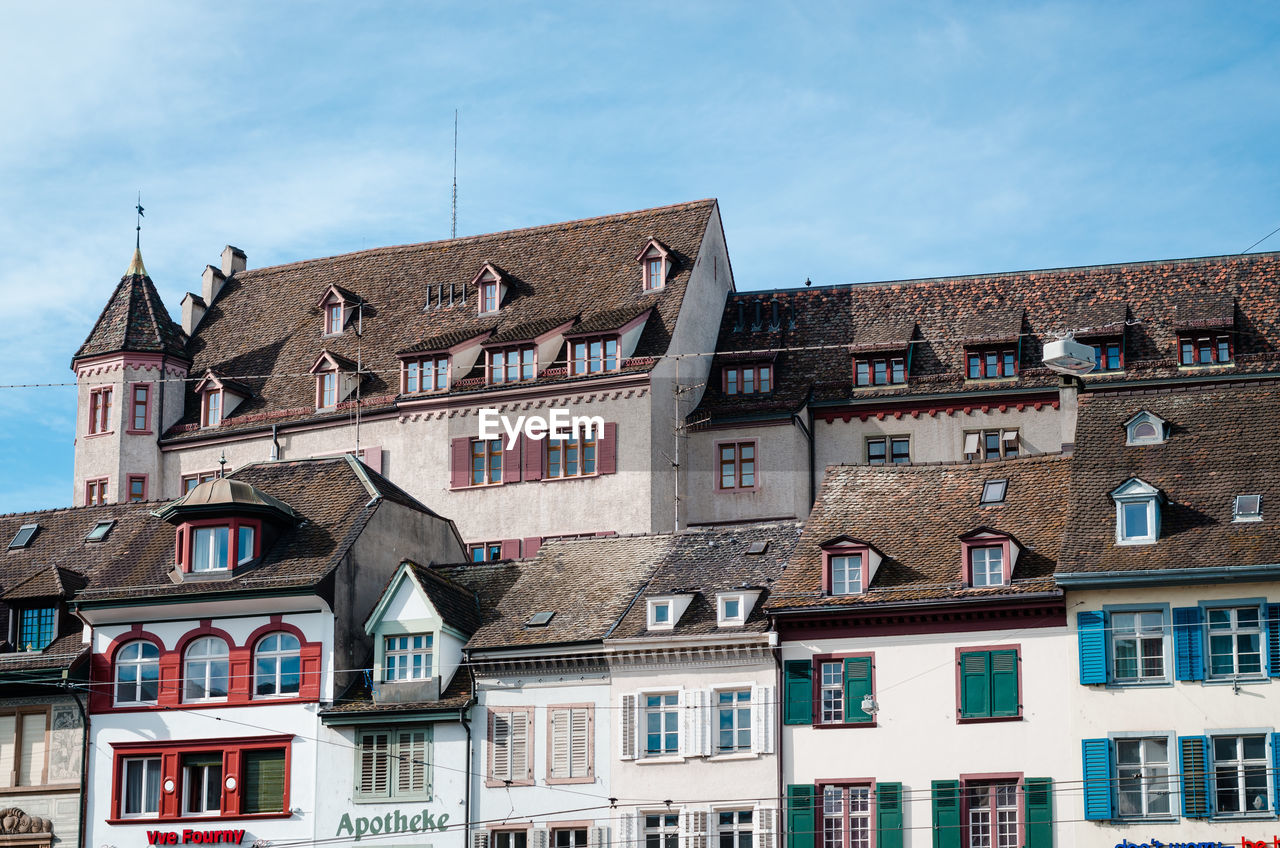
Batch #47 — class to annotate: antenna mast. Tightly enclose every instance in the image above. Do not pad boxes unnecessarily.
[451,110,458,239]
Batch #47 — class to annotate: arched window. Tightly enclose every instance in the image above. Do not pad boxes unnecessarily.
[184,637,229,702]
[254,632,302,697]
[115,640,160,705]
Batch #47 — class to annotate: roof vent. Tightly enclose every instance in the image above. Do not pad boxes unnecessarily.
[8,523,39,550]
[747,541,769,555]
[1234,495,1263,523]
[86,520,116,543]
[526,611,555,627]
[980,480,1008,506]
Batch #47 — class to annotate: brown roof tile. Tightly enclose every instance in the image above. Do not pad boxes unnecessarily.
[74,258,188,363]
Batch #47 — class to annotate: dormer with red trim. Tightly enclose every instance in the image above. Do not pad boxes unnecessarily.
[1174,294,1235,368]
[309,351,360,410]
[636,238,671,291]
[820,536,884,596]
[958,527,1021,588]
[155,477,300,580]
[316,284,364,336]
[473,263,507,315]
[193,372,250,428]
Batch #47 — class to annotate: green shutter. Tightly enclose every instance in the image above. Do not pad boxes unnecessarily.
[875,782,903,848]
[930,780,961,848]
[786,784,816,848]
[843,657,874,723]
[1023,777,1053,847]
[242,749,286,813]
[783,661,814,725]
[989,650,1019,717]
[958,652,990,718]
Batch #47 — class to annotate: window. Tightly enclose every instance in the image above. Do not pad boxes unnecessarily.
[182,753,222,816]
[1207,606,1263,679]
[183,637,229,702]
[648,600,672,630]
[17,608,55,651]
[968,546,1005,587]
[121,756,162,817]
[488,346,535,384]
[1234,495,1263,522]
[716,690,751,754]
[115,640,160,705]
[554,829,588,848]
[1112,479,1161,544]
[643,694,679,756]
[241,748,287,813]
[488,709,531,784]
[957,648,1020,720]
[127,475,147,503]
[356,728,431,800]
[725,364,773,395]
[963,430,1019,460]
[719,442,756,490]
[405,356,449,393]
[547,436,596,478]
[0,711,49,788]
[1112,611,1167,684]
[965,348,1017,379]
[480,281,499,314]
[494,832,528,848]
[822,785,871,848]
[87,520,115,542]
[966,782,1019,848]
[980,480,1007,505]
[469,542,502,561]
[1179,333,1232,366]
[254,632,301,697]
[190,526,240,571]
[325,302,344,335]
[470,438,503,485]
[854,356,906,386]
[86,478,108,506]
[384,634,432,682]
[317,371,338,409]
[718,810,753,848]
[181,471,222,493]
[819,662,844,725]
[548,705,591,781]
[718,594,745,625]
[645,814,679,848]
[202,390,221,427]
[572,338,620,375]
[1130,421,1160,443]
[89,387,113,434]
[1116,737,1172,818]
[7,523,38,550]
[829,554,863,595]
[130,384,151,431]
[1213,735,1269,815]
[1092,340,1124,372]
[866,436,909,465]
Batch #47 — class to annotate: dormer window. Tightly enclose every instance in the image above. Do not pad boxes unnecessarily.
[645,594,693,630]
[959,529,1018,587]
[969,546,1004,586]
[1179,333,1232,366]
[309,351,358,410]
[315,285,361,335]
[725,364,772,395]
[1111,478,1162,545]
[203,390,222,427]
[636,239,671,291]
[488,345,536,385]
[404,355,450,394]
[317,371,337,409]
[1124,411,1169,446]
[571,337,619,375]
[1091,339,1124,372]
[821,538,882,596]
[18,607,55,651]
[176,518,260,572]
[325,302,344,335]
[854,356,906,387]
[648,600,672,629]
[194,373,249,428]
[473,264,506,315]
[384,634,432,682]
[965,347,1018,379]
[1234,495,1263,523]
[719,595,743,624]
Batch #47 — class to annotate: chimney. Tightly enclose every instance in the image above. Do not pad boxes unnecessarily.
[181,292,207,336]
[1058,375,1080,455]
[201,265,227,305]
[221,245,247,276]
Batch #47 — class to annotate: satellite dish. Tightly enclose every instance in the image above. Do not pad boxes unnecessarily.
[1042,337,1097,376]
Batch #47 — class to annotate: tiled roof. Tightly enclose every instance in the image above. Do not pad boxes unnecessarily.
[0,632,89,675]
[168,200,718,440]
[321,667,473,716]
[1058,382,1280,574]
[1,566,87,601]
[696,251,1280,422]
[74,253,188,362]
[409,563,481,635]
[766,455,1071,611]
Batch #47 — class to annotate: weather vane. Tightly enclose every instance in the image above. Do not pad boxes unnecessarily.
[135,192,145,250]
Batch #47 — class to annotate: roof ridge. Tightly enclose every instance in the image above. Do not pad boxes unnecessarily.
[235,199,718,278]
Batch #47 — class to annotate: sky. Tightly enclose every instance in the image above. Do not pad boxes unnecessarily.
[0,1,1278,513]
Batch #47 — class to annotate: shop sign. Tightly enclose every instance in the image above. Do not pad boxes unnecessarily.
[1116,839,1280,848]
[146,830,246,845]
[336,809,450,841]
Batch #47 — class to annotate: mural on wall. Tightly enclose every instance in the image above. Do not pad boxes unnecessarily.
[49,705,82,783]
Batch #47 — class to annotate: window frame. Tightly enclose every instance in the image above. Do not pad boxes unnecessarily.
[570,337,620,376]
[717,440,758,491]
[182,636,230,703]
[1204,603,1266,681]
[128,382,152,434]
[201,388,222,428]
[181,752,224,817]
[316,370,339,410]
[1115,496,1159,545]
[181,470,223,494]
[724,364,773,395]
[176,517,261,573]
[85,477,109,506]
[963,429,1020,461]
[1178,332,1233,366]
[816,780,874,848]
[642,812,680,848]
[0,709,51,789]
[1104,605,1172,687]
[487,345,536,385]
[717,593,747,627]
[1109,732,1176,821]
[647,600,673,630]
[853,354,907,387]
[811,652,876,729]
[114,639,162,706]
[1209,732,1272,818]
[1091,339,1124,373]
[486,706,534,787]
[865,435,910,465]
[713,689,752,755]
[964,347,1019,380]
[383,633,433,682]
[403,355,450,394]
[960,774,1024,848]
[714,808,754,848]
[960,535,1014,587]
[119,755,163,819]
[323,299,346,335]
[546,435,597,479]
[88,386,113,435]
[253,631,302,699]
[126,474,148,503]
[17,607,56,652]
[641,692,681,758]
[822,546,869,596]
[469,542,503,561]
[469,438,503,486]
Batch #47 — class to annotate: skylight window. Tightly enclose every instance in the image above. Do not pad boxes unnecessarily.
[980,480,1008,505]
[1234,495,1263,523]
[526,611,555,627]
[747,541,769,555]
[8,524,38,550]
[86,520,116,543]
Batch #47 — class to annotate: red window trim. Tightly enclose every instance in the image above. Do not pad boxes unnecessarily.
[181,470,223,493]
[175,517,262,573]
[716,440,758,492]
[722,364,773,395]
[85,478,109,506]
[402,355,450,394]
[853,355,907,387]
[569,336,621,376]
[315,370,339,410]
[964,347,1019,380]
[88,386,114,435]
[821,544,871,595]
[126,474,148,503]
[1177,332,1233,366]
[811,651,877,730]
[958,771,1025,846]
[323,296,346,336]
[1089,338,1125,372]
[954,644,1024,724]
[960,535,1014,587]
[107,733,293,822]
[126,382,153,434]
[813,779,878,848]
[486,345,537,385]
[201,389,223,428]
[639,244,668,291]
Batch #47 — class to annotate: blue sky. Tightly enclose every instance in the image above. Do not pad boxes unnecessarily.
[1,1,1278,512]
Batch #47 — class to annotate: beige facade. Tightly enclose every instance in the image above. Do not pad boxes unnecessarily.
[0,695,85,848]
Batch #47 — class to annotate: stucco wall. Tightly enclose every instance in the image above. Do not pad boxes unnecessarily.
[684,421,810,526]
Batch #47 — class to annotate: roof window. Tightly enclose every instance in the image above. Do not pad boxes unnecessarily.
[980,480,1008,506]
[8,524,39,550]
[86,520,116,543]
[746,541,769,555]
[526,611,555,627]
[1234,495,1263,523]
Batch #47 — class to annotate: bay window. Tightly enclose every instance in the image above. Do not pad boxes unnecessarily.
[178,519,259,572]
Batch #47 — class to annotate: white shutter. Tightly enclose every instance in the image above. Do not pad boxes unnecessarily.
[397,729,428,794]
[679,690,702,758]
[619,695,637,760]
[512,710,531,781]
[751,685,774,754]
[620,814,635,848]
[681,810,707,848]
[963,432,980,456]
[570,708,591,778]
[700,691,713,757]
[358,730,390,796]
[590,827,609,848]
[532,829,549,848]
[755,807,774,848]
[0,715,14,788]
[473,832,490,848]
[550,708,571,779]
[491,712,512,781]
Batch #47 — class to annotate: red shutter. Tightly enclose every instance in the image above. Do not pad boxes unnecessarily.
[362,446,383,474]
[221,749,239,815]
[228,649,252,704]
[522,537,542,559]
[450,438,470,488]
[501,539,521,560]
[503,438,522,483]
[599,422,618,474]
[158,654,181,706]
[89,653,111,713]
[522,435,543,481]
[300,644,322,700]
[160,751,181,817]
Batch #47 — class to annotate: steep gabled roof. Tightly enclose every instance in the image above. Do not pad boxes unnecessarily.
[74,249,188,363]
[1,565,87,601]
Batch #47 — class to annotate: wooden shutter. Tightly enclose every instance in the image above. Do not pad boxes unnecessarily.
[503,437,522,483]
[783,661,813,726]
[958,652,990,718]
[619,695,637,759]
[1272,733,1280,814]
[1179,735,1212,818]
[522,435,543,481]
[679,689,703,757]
[874,783,903,848]
[242,749,286,813]
[755,807,774,848]
[1267,605,1280,677]
[1172,607,1205,681]
[512,710,531,781]
[785,785,815,848]
[989,650,1019,717]
[450,438,471,488]
[491,711,512,781]
[397,729,428,796]
[359,731,391,797]
[598,422,618,475]
[361,445,383,474]
[501,539,521,560]
[1023,777,1053,848]
[1080,738,1112,820]
[930,780,961,848]
[522,537,542,559]
[16,713,46,786]
[550,708,571,779]
[752,684,775,754]
[570,708,591,778]
[1076,610,1107,684]
[0,715,14,788]
[843,657,873,723]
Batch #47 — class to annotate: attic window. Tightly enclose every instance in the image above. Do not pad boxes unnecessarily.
[1178,333,1232,366]
[473,264,504,315]
[324,300,345,335]
[637,240,670,291]
[1234,495,1263,523]
[980,480,1008,506]
[1125,412,1168,446]
[86,520,116,542]
[8,523,38,550]
[202,389,223,428]
[1112,478,1162,545]
[526,611,555,627]
[718,594,746,626]
[747,541,769,555]
[647,599,673,630]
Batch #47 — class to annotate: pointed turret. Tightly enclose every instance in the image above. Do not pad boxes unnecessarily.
[73,248,188,363]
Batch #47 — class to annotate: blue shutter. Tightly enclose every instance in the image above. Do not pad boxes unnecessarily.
[1081,738,1113,820]
[1179,736,1212,818]
[1266,605,1280,678]
[1273,733,1280,814]
[1076,611,1107,685]
[1172,607,1204,681]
